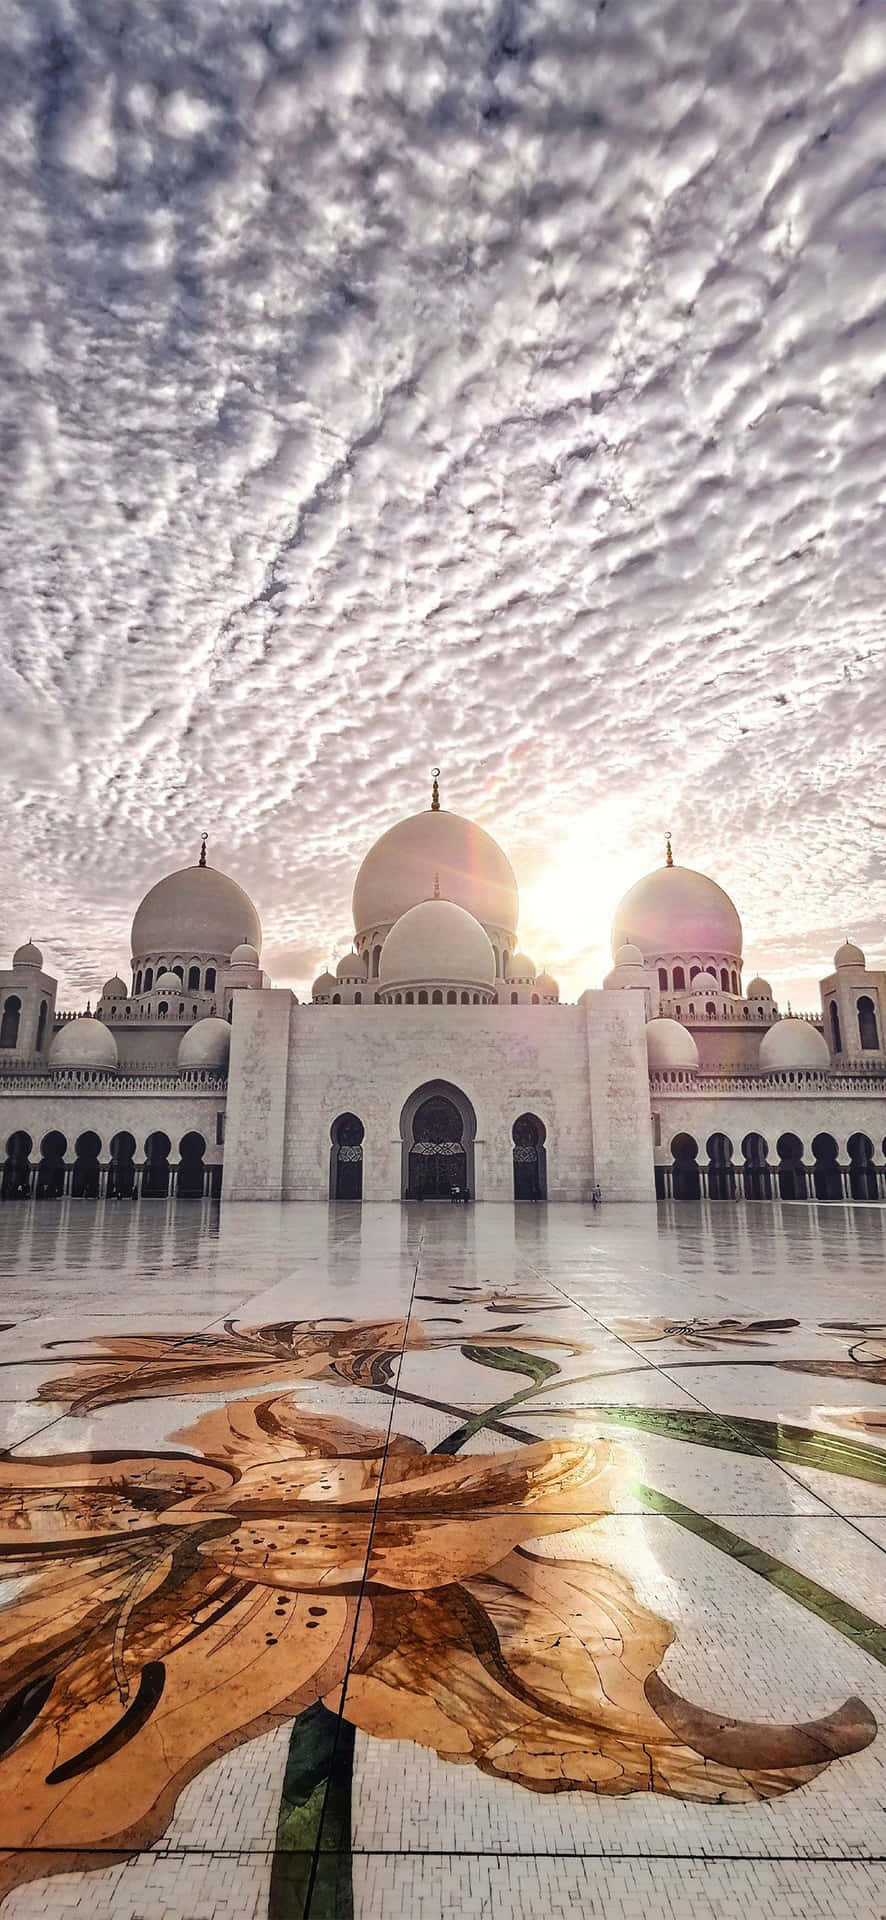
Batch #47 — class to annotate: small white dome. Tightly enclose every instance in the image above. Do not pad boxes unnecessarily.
[759,1018,830,1072]
[13,941,43,969]
[380,899,496,987]
[509,952,537,980]
[835,940,865,969]
[230,942,260,966]
[154,970,182,992]
[102,975,128,997]
[178,1017,231,1069]
[312,970,338,998]
[645,1018,699,1070]
[49,1017,118,1071]
[337,950,367,980]
[746,975,772,997]
[614,943,644,969]
[535,971,560,999]
[691,971,720,992]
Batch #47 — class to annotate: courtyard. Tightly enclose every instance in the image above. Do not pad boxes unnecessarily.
[0,1197,884,1918]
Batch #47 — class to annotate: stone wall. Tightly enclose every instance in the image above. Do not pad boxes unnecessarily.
[585,991,656,1202]
[224,998,655,1204]
[222,990,293,1201]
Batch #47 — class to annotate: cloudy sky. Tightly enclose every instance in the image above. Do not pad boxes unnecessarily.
[1,0,884,1008]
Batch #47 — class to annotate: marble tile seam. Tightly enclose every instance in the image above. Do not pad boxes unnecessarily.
[299,1227,428,1916]
[2,1843,884,1861]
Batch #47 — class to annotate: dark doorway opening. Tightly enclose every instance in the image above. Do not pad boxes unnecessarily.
[848,1133,878,1201]
[71,1131,101,1198]
[142,1132,171,1198]
[671,1133,700,1201]
[177,1131,207,1197]
[108,1131,136,1198]
[2,1130,32,1199]
[776,1133,806,1199]
[512,1113,547,1201]
[812,1133,841,1200]
[330,1114,364,1200]
[36,1130,67,1199]
[741,1133,771,1200]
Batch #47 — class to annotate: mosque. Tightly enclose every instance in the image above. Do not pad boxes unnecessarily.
[1,777,885,1205]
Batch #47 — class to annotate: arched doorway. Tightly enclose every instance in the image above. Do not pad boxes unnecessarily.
[512,1114,547,1201]
[812,1132,841,1200]
[847,1133,878,1200]
[108,1131,136,1199]
[2,1131,32,1199]
[71,1131,101,1199]
[36,1130,67,1199]
[401,1082,476,1200]
[741,1132,771,1200]
[177,1131,207,1198]
[671,1133,700,1201]
[330,1114,364,1200]
[706,1132,735,1199]
[829,1002,842,1052]
[776,1133,806,1199]
[142,1131,171,1198]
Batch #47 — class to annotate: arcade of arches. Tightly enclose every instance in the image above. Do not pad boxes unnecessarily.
[1,1129,220,1200]
[659,1129,886,1201]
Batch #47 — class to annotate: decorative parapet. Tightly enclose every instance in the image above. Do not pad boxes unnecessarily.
[0,1069,228,1094]
[649,1068,886,1095]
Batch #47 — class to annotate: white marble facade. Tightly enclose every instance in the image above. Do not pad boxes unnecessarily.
[1,792,885,1205]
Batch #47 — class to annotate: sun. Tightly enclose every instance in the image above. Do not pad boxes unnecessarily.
[517,821,640,996]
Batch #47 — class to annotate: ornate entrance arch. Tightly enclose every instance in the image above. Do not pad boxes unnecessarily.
[400,1081,477,1201]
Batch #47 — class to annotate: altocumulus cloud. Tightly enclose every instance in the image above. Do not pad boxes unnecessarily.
[0,0,884,1004]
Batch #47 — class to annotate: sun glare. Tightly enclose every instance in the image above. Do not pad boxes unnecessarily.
[518,822,642,999]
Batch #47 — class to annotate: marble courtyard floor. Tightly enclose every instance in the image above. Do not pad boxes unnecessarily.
[1,1200,886,1919]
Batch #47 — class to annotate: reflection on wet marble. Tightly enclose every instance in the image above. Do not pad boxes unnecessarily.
[1,1197,885,1919]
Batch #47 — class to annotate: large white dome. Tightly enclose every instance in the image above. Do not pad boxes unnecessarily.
[49,1018,119,1071]
[645,1018,699,1070]
[758,1019,830,1072]
[178,1017,231,1069]
[132,862,261,961]
[613,863,742,960]
[379,899,496,987]
[353,808,518,939]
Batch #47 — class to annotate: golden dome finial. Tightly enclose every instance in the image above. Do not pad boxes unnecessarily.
[665,829,673,869]
[433,870,441,899]
[199,832,208,869]
[431,767,440,812]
